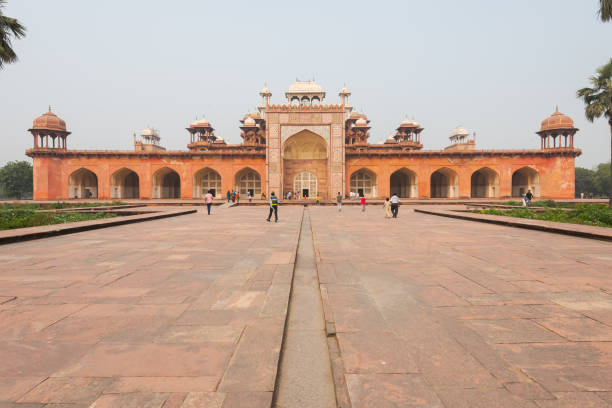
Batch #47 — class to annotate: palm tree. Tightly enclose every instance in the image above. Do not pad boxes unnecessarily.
[577,58,612,207]
[601,0,612,21]
[0,0,26,70]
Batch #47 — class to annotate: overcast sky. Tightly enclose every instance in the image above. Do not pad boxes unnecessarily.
[1,0,610,168]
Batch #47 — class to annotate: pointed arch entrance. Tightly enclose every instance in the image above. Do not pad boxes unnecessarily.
[430,168,458,198]
[69,168,98,198]
[153,167,180,198]
[282,130,328,198]
[111,168,139,199]
[235,168,261,196]
[390,168,418,198]
[512,167,540,197]
[193,168,221,198]
[471,167,499,198]
[350,168,377,198]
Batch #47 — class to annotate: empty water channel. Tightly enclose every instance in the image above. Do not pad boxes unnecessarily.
[273,207,336,408]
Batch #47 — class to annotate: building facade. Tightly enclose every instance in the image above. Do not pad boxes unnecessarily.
[26,81,580,200]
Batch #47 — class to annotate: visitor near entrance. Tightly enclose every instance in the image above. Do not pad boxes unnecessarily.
[525,189,534,206]
[391,194,400,218]
[383,197,392,218]
[360,195,366,212]
[204,190,213,215]
[336,192,342,212]
[226,190,231,202]
[267,192,279,222]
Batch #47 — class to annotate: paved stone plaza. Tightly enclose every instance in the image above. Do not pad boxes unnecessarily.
[0,205,611,407]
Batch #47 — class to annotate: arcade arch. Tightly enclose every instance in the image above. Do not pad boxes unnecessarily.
[153,167,181,199]
[470,167,499,198]
[69,168,98,199]
[235,168,261,196]
[512,167,540,197]
[350,168,377,198]
[390,168,418,198]
[430,167,458,198]
[283,130,328,198]
[193,168,221,198]
[110,168,139,199]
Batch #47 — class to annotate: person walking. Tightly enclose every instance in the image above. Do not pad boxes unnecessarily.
[391,194,400,218]
[226,190,231,203]
[360,195,366,212]
[383,197,392,218]
[261,192,266,200]
[316,193,320,205]
[231,191,236,203]
[336,192,342,212]
[267,192,279,222]
[525,189,533,206]
[248,192,252,203]
[204,190,213,215]
[236,191,240,203]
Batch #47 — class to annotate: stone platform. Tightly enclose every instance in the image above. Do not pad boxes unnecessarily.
[0,206,610,407]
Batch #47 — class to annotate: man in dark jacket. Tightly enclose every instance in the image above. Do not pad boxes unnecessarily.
[267,192,279,222]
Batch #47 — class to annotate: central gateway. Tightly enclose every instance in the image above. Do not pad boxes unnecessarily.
[263,81,347,200]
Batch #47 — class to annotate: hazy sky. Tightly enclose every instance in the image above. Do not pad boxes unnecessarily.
[1,0,610,168]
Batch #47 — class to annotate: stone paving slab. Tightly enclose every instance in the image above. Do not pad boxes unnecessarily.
[0,206,303,407]
[415,207,612,241]
[309,205,612,407]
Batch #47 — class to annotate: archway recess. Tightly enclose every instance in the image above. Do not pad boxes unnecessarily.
[111,168,139,199]
[471,167,499,198]
[350,168,377,198]
[153,167,181,199]
[69,168,98,198]
[430,167,458,198]
[390,168,418,198]
[282,130,328,198]
[193,168,221,198]
[512,167,540,197]
[235,168,261,196]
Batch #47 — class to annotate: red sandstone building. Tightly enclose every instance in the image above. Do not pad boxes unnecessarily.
[27,81,580,200]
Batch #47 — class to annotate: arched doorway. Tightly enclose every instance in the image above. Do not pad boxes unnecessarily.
[111,168,139,199]
[512,167,540,197]
[350,169,377,198]
[153,167,181,199]
[390,168,418,198]
[235,168,261,196]
[193,168,221,198]
[69,168,98,198]
[283,130,328,198]
[430,168,458,198]
[471,167,499,198]
[294,171,317,198]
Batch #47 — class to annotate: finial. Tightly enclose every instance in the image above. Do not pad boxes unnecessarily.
[48,105,52,112]
[555,105,559,113]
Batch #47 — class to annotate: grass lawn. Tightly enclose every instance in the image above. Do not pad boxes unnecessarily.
[475,204,612,228]
[0,209,117,230]
[0,201,127,210]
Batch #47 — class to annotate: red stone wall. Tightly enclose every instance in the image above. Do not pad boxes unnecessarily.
[345,154,576,199]
[32,155,266,200]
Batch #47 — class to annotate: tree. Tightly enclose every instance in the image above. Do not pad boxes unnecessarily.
[575,167,597,197]
[0,0,26,70]
[0,161,32,199]
[601,0,612,22]
[577,58,612,207]
[594,162,612,197]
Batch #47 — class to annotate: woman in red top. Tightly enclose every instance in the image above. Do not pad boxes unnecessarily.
[360,196,366,212]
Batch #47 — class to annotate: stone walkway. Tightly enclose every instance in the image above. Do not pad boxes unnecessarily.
[0,205,611,407]
[309,205,612,408]
[0,206,303,407]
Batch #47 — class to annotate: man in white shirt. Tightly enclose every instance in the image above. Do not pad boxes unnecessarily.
[390,194,400,218]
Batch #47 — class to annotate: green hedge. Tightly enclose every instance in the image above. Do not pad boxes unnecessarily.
[0,209,116,230]
[476,204,612,228]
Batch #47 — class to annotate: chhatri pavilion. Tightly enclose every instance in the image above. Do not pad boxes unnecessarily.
[26,81,580,200]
